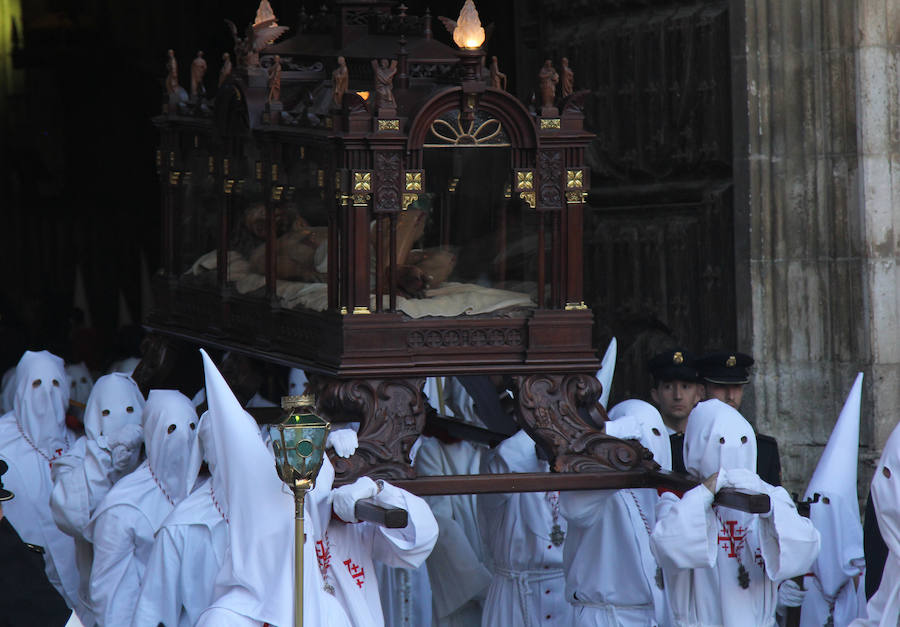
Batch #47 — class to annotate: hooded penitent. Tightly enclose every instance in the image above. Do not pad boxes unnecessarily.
[0,350,79,609]
[65,362,94,416]
[852,420,900,626]
[88,390,200,627]
[683,398,757,480]
[652,399,820,627]
[800,373,864,626]
[49,372,146,626]
[197,348,349,627]
[597,337,617,410]
[558,398,672,626]
[607,398,671,472]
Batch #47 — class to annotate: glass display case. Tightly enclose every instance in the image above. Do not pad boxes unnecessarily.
[147,1,663,486]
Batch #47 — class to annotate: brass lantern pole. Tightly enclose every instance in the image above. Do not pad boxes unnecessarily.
[271,395,331,627]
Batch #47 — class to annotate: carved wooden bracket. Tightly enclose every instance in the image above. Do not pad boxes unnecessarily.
[313,377,426,482]
[513,373,657,474]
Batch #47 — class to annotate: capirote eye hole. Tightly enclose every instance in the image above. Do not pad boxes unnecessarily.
[719,437,725,444]
[190,422,196,430]
[32,379,41,388]
[167,424,176,434]
[102,409,110,416]
[71,381,76,388]
[81,377,87,383]
[651,427,661,436]
[884,466,892,479]
[741,435,748,444]
[822,496,831,505]
[52,379,60,387]
[126,406,134,413]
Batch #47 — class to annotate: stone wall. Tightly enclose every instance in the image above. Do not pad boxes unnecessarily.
[734,0,900,499]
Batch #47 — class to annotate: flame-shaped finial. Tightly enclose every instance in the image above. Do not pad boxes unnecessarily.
[453,0,485,49]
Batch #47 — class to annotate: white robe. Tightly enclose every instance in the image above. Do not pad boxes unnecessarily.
[0,413,80,610]
[415,435,490,626]
[561,488,669,626]
[652,483,820,627]
[375,561,432,627]
[478,430,573,627]
[88,391,200,627]
[131,477,228,627]
[323,481,438,627]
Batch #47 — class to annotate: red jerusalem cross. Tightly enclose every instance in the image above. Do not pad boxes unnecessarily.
[343,558,365,588]
[717,520,747,558]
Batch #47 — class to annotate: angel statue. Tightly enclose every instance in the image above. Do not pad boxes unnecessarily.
[224,0,289,68]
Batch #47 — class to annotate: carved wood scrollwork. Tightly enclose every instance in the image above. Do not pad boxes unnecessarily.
[513,373,657,473]
[314,377,426,481]
[538,150,564,209]
[374,152,402,212]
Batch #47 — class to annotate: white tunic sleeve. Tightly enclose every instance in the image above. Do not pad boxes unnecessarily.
[370,482,438,570]
[51,439,114,539]
[427,513,492,618]
[90,507,145,627]
[651,486,718,569]
[558,489,618,527]
[757,486,821,581]
[131,525,183,627]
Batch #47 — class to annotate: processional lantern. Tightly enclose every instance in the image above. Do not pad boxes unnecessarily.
[270,395,330,627]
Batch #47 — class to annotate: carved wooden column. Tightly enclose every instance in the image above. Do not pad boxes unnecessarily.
[314,377,426,481]
[513,372,656,473]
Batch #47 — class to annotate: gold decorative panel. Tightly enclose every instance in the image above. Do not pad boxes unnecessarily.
[378,119,400,131]
[566,169,584,189]
[540,118,561,130]
[405,172,423,191]
[353,172,372,192]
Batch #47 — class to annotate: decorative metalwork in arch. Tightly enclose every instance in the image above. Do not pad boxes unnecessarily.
[424,109,510,147]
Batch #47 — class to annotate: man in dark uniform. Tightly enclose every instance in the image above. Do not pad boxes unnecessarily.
[0,459,78,626]
[647,348,703,475]
[695,351,783,486]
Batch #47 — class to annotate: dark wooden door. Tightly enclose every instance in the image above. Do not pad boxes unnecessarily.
[513,0,736,404]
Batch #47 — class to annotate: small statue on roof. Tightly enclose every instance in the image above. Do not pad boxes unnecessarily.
[560,57,574,98]
[371,58,398,112]
[332,56,348,107]
[165,49,179,94]
[190,51,207,97]
[219,52,232,86]
[538,59,559,111]
[489,56,507,91]
[267,55,282,104]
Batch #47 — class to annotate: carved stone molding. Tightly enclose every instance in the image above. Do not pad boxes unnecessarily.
[313,376,426,481]
[513,373,657,473]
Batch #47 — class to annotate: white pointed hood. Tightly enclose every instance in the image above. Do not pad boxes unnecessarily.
[89,389,200,537]
[65,362,94,410]
[200,348,295,625]
[683,399,756,480]
[867,420,900,624]
[143,390,200,506]
[596,337,617,410]
[83,373,145,445]
[288,367,308,396]
[607,398,671,471]
[804,374,864,597]
[13,350,71,459]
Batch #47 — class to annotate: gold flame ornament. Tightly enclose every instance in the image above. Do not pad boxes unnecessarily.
[453,0,485,49]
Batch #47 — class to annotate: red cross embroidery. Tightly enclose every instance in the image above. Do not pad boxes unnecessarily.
[717,520,748,558]
[55,448,63,457]
[343,558,365,588]
[754,548,765,569]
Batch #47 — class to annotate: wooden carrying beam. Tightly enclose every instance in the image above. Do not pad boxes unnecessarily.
[354,499,408,529]
[382,473,770,514]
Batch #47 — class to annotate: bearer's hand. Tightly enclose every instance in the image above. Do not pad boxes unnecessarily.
[327,429,358,458]
[332,477,379,523]
[702,473,719,494]
[777,579,805,607]
[107,424,144,473]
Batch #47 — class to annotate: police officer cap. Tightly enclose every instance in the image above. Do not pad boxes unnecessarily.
[648,348,699,383]
[0,459,12,502]
[697,351,754,385]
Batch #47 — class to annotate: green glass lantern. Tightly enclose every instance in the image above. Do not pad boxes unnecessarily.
[269,394,330,627]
